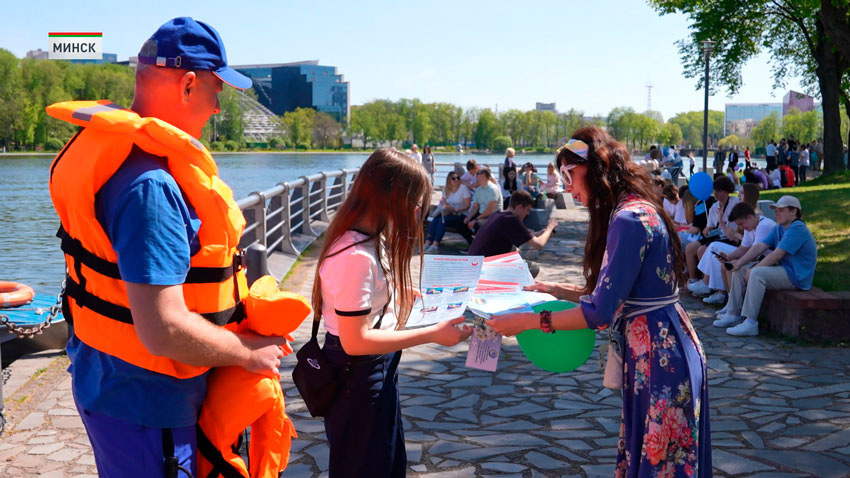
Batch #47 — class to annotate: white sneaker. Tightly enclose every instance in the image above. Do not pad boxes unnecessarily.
[687,279,701,291]
[703,291,727,305]
[715,305,728,316]
[424,244,439,253]
[713,313,742,328]
[689,281,712,296]
[726,319,759,336]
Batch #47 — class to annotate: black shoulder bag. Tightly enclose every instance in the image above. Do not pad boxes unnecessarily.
[293,303,388,417]
[292,314,338,418]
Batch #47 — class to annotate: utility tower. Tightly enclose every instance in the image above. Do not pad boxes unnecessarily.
[646,83,654,112]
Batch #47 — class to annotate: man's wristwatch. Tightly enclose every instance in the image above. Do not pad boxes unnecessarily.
[539,310,555,334]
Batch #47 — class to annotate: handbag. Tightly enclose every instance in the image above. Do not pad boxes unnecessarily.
[292,317,339,417]
[602,315,625,390]
[292,301,389,417]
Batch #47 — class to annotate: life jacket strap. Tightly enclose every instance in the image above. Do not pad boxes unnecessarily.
[64,275,245,326]
[57,226,239,284]
[196,425,247,478]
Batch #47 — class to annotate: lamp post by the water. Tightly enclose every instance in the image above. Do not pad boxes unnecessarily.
[701,39,715,173]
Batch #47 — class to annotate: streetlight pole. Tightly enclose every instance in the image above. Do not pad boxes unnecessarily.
[701,39,715,173]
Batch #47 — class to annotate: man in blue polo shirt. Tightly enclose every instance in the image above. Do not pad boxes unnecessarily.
[714,195,817,336]
[60,18,287,477]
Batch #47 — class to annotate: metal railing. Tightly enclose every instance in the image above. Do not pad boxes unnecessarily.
[234,160,558,258]
[236,168,360,256]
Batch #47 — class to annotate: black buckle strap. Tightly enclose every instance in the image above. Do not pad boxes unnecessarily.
[64,275,244,326]
[57,226,238,284]
[196,425,247,478]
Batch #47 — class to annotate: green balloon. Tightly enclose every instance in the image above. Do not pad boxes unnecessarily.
[516,301,596,373]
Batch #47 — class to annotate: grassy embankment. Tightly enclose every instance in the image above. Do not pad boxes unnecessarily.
[758,171,850,291]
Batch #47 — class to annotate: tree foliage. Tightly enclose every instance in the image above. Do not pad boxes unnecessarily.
[749,112,782,148]
[649,0,849,173]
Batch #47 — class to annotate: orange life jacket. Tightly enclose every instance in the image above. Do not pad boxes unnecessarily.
[46,100,249,378]
[198,276,312,478]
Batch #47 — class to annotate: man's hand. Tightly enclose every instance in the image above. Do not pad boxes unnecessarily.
[239,332,288,378]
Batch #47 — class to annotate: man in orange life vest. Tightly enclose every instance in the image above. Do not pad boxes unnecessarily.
[47,18,287,477]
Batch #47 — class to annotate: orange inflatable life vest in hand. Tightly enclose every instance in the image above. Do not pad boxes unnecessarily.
[198,275,312,478]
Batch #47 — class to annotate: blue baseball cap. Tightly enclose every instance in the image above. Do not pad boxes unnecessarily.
[137,17,252,90]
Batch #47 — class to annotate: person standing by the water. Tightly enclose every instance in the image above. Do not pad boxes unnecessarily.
[421,145,436,183]
[488,127,711,478]
[313,148,471,477]
[46,17,287,477]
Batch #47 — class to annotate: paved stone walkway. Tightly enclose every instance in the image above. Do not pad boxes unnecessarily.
[2,206,850,478]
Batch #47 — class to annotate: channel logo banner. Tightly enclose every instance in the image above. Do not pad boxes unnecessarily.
[49,32,102,60]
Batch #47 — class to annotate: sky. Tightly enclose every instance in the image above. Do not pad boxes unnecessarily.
[1,0,808,121]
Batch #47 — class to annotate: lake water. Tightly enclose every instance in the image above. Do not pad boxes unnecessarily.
[0,152,553,295]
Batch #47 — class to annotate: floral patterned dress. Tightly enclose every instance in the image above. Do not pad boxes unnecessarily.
[579,195,711,478]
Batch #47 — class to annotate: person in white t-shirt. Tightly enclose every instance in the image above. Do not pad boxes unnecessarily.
[424,172,473,251]
[662,184,679,218]
[696,202,776,306]
[409,143,423,164]
[707,202,778,324]
[460,159,480,190]
[313,148,471,477]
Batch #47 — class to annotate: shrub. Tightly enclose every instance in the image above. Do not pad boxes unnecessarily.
[269,137,286,150]
[296,141,311,150]
[210,141,225,152]
[45,137,66,151]
[225,140,240,151]
[493,136,513,153]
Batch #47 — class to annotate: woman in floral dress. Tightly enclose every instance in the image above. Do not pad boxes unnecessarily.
[488,126,711,478]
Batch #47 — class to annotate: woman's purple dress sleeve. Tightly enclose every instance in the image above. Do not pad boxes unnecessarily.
[580,211,648,330]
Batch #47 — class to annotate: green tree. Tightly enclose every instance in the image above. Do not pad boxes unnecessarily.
[492,135,513,153]
[650,0,849,173]
[607,107,636,144]
[750,112,782,149]
[313,112,342,149]
[668,111,724,148]
[350,104,380,148]
[281,107,316,149]
[474,109,498,150]
[718,134,754,149]
[781,108,823,144]
[411,102,432,145]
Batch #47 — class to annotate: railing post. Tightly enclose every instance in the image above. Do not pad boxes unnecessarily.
[320,172,331,222]
[245,244,268,286]
[250,191,267,248]
[280,183,298,255]
[300,175,318,236]
[341,168,350,202]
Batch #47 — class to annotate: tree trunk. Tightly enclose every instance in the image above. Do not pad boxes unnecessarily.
[815,18,848,174]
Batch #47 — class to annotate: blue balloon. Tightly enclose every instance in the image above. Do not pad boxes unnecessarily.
[689,172,713,201]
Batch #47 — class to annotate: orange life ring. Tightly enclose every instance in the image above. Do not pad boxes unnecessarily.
[0,281,35,308]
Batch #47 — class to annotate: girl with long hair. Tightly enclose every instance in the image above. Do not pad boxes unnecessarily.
[312,148,471,477]
[424,170,473,252]
[488,127,711,478]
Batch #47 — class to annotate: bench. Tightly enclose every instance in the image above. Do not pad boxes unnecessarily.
[759,288,850,343]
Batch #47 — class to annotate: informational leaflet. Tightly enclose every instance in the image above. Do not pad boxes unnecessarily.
[467,291,557,319]
[406,255,485,327]
[465,316,502,372]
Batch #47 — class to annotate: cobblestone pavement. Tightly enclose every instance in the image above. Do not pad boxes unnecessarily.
[3,206,850,478]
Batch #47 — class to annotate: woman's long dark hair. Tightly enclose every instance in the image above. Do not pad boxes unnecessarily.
[557,127,686,294]
[503,165,518,192]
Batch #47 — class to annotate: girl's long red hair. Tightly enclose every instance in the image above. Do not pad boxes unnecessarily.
[312,148,432,328]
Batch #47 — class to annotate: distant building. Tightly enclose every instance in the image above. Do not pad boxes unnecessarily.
[234,61,350,123]
[783,90,814,115]
[536,102,557,113]
[26,49,48,60]
[724,103,782,137]
[27,49,118,64]
[724,90,818,137]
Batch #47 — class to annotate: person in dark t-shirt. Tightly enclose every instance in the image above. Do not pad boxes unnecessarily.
[468,190,558,257]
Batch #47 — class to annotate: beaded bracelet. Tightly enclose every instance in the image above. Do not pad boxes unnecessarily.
[539,310,555,334]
